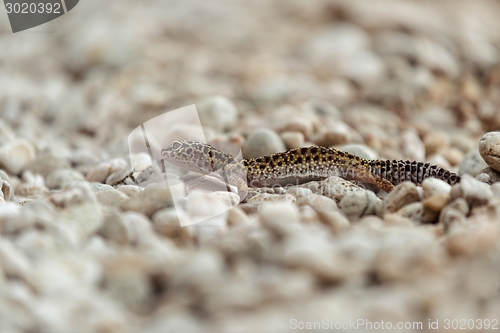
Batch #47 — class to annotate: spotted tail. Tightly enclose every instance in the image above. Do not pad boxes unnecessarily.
[368,160,461,187]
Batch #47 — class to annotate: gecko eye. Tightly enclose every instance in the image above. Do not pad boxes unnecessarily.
[172,141,182,150]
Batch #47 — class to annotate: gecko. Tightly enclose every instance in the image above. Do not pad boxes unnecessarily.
[161,140,460,202]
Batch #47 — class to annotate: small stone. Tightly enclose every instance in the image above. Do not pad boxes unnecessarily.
[0,170,12,201]
[120,186,173,218]
[86,158,127,183]
[479,132,500,172]
[116,185,141,197]
[0,119,16,146]
[450,174,492,207]
[446,220,499,256]
[242,128,286,159]
[0,139,36,175]
[145,312,205,333]
[297,193,338,212]
[377,182,420,216]
[475,167,500,184]
[441,147,463,166]
[401,130,425,162]
[134,164,162,186]
[314,176,365,203]
[58,202,103,241]
[426,153,452,169]
[45,168,85,190]
[23,152,70,178]
[415,37,459,78]
[491,183,500,198]
[226,206,252,228]
[152,208,192,245]
[95,188,130,207]
[397,202,437,223]
[459,149,488,177]
[97,209,130,245]
[246,193,297,205]
[260,202,300,237]
[422,194,450,213]
[47,181,96,208]
[0,239,31,280]
[15,171,49,198]
[121,212,156,245]
[208,191,240,208]
[106,167,134,186]
[339,190,379,219]
[286,187,313,200]
[183,191,232,228]
[422,178,451,199]
[299,205,320,224]
[315,122,352,146]
[103,255,152,312]
[316,210,350,233]
[90,183,114,192]
[340,144,378,160]
[197,95,238,132]
[281,131,305,149]
[69,146,108,167]
[423,132,449,155]
[276,115,315,140]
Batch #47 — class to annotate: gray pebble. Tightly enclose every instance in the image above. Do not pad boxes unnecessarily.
[23,152,70,178]
[243,128,286,159]
[450,174,492,207]
[45,168,85,190]
[197,95,238,133]
[458,149,488,177]
[396,202,437,224]
[0,170,12,201]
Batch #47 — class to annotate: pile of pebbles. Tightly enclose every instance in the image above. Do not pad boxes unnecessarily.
[2,0,500,332]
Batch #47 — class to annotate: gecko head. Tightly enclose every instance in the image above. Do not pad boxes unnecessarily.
[161,140,215,174]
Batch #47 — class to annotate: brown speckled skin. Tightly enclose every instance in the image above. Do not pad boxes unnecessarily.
[161,140,460,202]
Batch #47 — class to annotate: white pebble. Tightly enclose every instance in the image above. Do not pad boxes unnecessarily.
[243,128,286,159]
[459,149,488,177]
[0,138,36,174]
[422,178,451,199]
[377,182,420,216]
[450,174,492,207]
[45,168,85,190]
[340,144,378,160]
[197,95,238,132]
[281,131,305,149]
[260,202,300,237]
[479,132,500,172]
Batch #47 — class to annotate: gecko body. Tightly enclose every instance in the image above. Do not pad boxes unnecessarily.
[161,140,460,202]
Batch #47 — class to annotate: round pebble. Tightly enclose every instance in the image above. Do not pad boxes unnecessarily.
[0,139,36,175]
[422,178,451,199]
[340,144,378,160]
[479,132,500,172]
[197,95,238,133]
[458,148,489,177]
[242,128,286,159]
[377,182,420,216]
[45,168,85,190]
[281,131,305,149]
